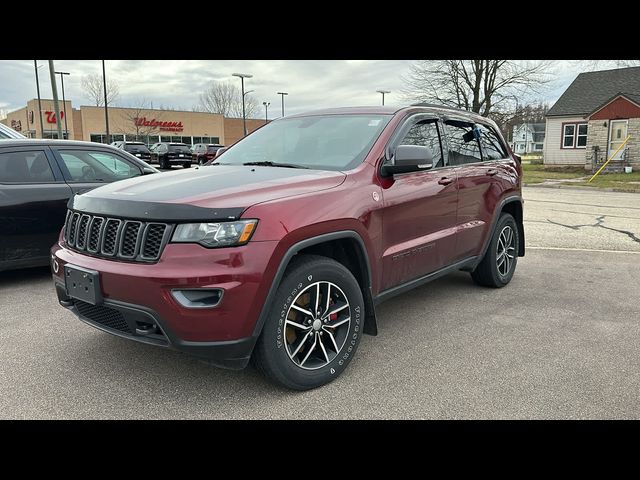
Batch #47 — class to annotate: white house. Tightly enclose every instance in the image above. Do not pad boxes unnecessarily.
[544,66,640,170]
[511,123,545,154]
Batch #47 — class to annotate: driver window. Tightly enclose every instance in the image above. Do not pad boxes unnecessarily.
[58,150,141,182]
[398,120,444,168]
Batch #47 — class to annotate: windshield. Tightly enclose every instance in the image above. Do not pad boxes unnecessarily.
[217,114,392,171]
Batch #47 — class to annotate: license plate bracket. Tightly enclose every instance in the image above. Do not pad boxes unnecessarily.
[65,265,103,305]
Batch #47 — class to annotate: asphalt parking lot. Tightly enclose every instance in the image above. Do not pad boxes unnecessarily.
[1,186,639,419]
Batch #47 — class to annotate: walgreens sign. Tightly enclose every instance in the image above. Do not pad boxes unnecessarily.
[134,117,184,132]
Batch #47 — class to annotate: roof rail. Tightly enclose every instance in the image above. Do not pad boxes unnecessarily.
[409,102,472,113]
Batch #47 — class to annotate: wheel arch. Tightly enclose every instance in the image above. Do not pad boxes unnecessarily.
[251,231,378,340]
[471,196,525,270]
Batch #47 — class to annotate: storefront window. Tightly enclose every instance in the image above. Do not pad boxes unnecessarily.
[161,136,171,142]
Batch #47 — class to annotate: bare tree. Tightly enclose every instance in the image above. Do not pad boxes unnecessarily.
[116,99,165,140]
[199,80,259,118]
[81,73,120,106]
[0,108,8,120]
[401,60,553,117]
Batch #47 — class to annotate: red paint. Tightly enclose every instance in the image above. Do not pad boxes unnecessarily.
[44,110,64,123]
[52,105,522,347]
[134,117,184,132]
[589,95,640,120]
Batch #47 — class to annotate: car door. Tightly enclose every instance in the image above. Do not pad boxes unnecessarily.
[0,145,72,269]
[379,115,459,291]
[50,147,143,195]
[444,119,514,260]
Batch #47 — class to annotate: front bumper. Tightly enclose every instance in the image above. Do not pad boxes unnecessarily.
[51,240,280,369]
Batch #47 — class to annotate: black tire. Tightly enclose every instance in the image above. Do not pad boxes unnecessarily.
[183,162,191,168]
[471,212,519,288]
[253,254,365,390]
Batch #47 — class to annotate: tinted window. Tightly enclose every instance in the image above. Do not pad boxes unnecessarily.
[124,143,150,154]
[478,125,507,160]
[0,150,55,183]
[58,150,141,182]
[207,145,223,153]
[168,144,191,153]
[398,120,443,168]
[444,121,482,165]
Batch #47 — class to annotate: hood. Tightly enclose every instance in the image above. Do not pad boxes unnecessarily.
[69,165,346,221]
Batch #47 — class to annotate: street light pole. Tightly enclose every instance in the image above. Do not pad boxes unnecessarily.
[33,61,45,139]
[47,61,63,140]
[277,91,288,117]
[376,89,391,106]
[263,102,270,124]
[232,73,253,136]
[55,71,70,139]
[102,60,110,144]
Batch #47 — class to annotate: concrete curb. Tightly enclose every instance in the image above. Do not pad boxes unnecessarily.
[523,183,640,194]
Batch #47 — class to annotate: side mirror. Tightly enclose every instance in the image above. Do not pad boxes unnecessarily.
[381,145,434,176]
[215,147,227,158]
[142,166,156,175]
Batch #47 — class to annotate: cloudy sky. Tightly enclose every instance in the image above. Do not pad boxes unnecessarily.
[0,60,590,118]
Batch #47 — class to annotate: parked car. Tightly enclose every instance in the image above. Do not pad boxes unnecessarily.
[192,143,225,165]
[149,142,192,169]
[0,123,27,140]
[51,104,524,390]
[0,140,158,272]
[111,141,152,161]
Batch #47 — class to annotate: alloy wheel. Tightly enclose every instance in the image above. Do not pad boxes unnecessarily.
[496,225,516,277]
[284,281,351,370]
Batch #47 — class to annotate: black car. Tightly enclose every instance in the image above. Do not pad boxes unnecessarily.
[112,141,152,161]
[0,139,158,272]
[150,142,192,169]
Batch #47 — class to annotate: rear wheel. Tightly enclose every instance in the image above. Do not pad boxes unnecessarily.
[471,212,519,288]
[253,255,364,390]
[159,155,168,169]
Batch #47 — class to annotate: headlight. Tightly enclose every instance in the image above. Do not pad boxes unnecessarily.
[171,219,257,247]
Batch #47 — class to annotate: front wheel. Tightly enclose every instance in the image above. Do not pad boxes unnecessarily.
[471,212,519,288]
[253,255,365,390]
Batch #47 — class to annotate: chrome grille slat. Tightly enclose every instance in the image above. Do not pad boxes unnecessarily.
[63,210,170,262]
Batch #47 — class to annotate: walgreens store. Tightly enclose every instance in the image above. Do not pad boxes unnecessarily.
[1,99,265,146]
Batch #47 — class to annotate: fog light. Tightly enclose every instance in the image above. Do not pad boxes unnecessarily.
[52,256,59,274]
[171,289,223,308]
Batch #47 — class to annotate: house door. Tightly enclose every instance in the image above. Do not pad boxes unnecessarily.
[609,120,628,160]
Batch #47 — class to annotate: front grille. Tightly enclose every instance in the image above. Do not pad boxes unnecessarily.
[64,210,171,263]
[75,300,132,334]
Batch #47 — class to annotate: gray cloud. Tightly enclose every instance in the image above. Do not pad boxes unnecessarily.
[0,60,586,117]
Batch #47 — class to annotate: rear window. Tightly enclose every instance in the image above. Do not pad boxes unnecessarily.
[168,144,190,153]
[124,143,150,153]
[207,145,223,153]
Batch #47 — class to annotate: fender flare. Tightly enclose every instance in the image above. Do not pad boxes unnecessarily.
[470,195,525,270]
[251,230,377,339]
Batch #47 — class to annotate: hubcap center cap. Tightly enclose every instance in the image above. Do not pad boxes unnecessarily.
[312,319,322,331]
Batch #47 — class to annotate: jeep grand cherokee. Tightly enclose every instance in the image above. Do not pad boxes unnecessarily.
[51,104,524,390]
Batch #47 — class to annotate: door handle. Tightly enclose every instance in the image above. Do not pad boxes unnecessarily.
[486,169,499,176]
[438,177,454,186]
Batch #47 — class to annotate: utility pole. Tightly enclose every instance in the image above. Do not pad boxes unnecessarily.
[55,71,70,139]
[277,91,288,117]
[263,101,270,124]
[33,61,44,138]
[47,60,63,140]
[102,60,110,144]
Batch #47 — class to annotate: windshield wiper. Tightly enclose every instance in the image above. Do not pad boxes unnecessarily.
[242,161,308,169]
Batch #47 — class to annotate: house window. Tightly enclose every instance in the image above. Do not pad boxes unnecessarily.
[562,123,587,149]
[576,124,587,147]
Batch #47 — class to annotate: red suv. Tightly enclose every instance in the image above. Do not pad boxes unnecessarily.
[192,143,225,165]
[51,105,524,390]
